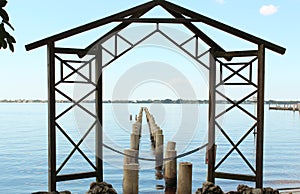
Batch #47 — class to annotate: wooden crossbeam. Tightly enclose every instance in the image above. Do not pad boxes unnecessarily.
[57,172,97,182]
[215,172,256,182]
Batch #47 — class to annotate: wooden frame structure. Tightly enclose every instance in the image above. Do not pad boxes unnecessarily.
[26,0,285,192]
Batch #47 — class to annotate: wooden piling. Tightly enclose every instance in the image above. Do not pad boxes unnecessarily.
[155,134,164,169]
[164,141,177,187]
[130,133,140,151]
[136,107,143,123]
[152,126,157,144]
[137,122,142,137]
[123,163,139,194]
[130,114,132,121]
[152,127,161,144]
[164,150,177,188]
[156,129,162,136]
[148,119,157,143]
[177,162,192,194]
[132,123,141,137]
[124,149,138,164]
[166,141,176,151]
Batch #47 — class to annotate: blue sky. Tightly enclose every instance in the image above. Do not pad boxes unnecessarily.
[0,0,298,100]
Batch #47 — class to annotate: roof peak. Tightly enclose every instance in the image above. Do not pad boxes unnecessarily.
[25,0,285,55]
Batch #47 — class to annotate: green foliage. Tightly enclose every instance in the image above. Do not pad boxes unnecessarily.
[0,0,15,52]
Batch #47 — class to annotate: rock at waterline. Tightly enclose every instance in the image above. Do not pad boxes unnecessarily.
[86,182,117,194]
[237,184,279,194]
[195,181,223,194]
[195,182,280,194]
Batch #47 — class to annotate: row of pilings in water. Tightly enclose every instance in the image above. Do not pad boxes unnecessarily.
[124,107,192,194]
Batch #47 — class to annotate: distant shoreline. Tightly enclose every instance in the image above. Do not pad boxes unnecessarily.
[0,99,299,104]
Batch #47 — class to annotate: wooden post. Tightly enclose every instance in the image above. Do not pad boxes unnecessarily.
[207,49,216,183]
[164,150,177,188]
[132,123,140,137]
[138,115,142,123]
[149,125,154,143]
[166,141,176,151]
[154,128,162,145]
[136,122,142,137]
[124,149,138,164]
[47,42,56,192]
[130,114,132,121]
[177,162,192,194]
[123,163,139,194]
[96,46,103,183]
[130,133,140,150]
[149,123,156,143]
[155,134,164,169]
[256,44,265,188]
[137,107,143,123]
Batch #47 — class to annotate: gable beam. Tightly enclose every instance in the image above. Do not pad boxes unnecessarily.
[25,1,157,51]
[160,0,286,55]
[80,4,156,58]
[161,4,225,53]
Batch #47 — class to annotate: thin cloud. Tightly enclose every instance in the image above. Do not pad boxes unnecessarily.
[216,0,225,4]
[260,5,279,16]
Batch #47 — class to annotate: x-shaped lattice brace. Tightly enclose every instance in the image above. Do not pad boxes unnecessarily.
[207,49,265,186]
[217,58,258,87]
[54,56,99,180]
[214,122,257,173]
[216,58,258,120]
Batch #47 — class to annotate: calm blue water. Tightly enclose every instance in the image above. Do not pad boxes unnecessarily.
[0,103,300,193]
